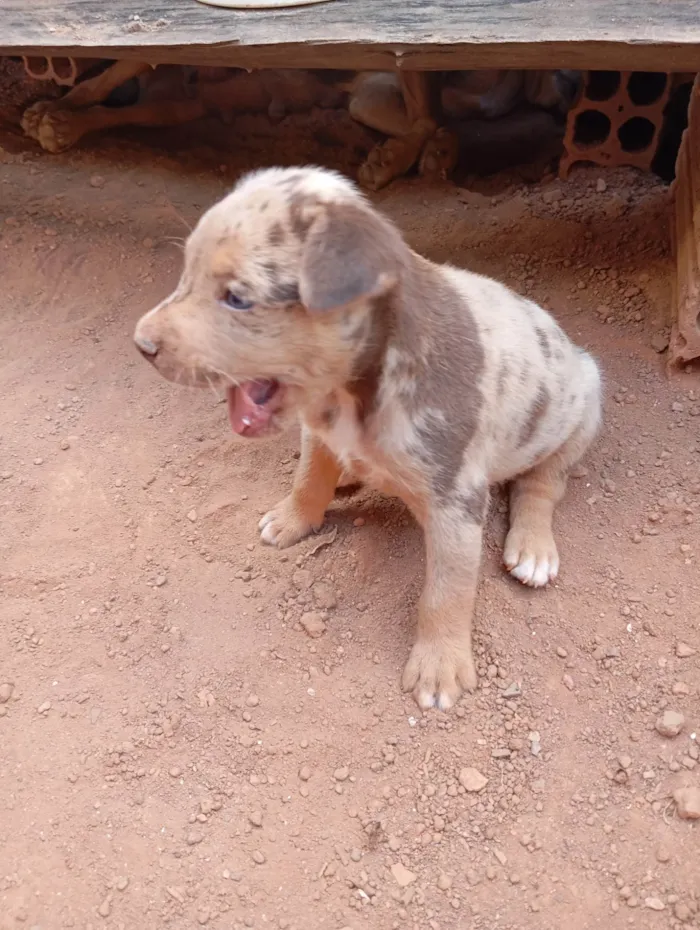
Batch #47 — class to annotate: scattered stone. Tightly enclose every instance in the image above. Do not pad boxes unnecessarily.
[186,831,204,845]
[674,786,700,820]
[90,174,106,188]
[596,178,607,193]
[115,877,129,892]
[459,767,488,793]
[0,683,13,704]
[300,611,326,638]
[98,896,112,918]
[437,873,452,891]
[186,509,197,522]
[503,681,522,699]
[169,766,182,778]
[556,646,568,658]
[313,581,337,609]
[674,902,692,921]
[644,897,665,911]
[249,811,263,828]
[252,850,266,865]
[299,765,312,782]
[37,701,51,714]
[656,845,671,863]
[59,438,70,451]
[655,710,685,738]
[562,674,574,691]
[333,766,350,782]
[672,681,691,696]
[651,331,670,353]
[676,642,697,658]
[391,863,416,887]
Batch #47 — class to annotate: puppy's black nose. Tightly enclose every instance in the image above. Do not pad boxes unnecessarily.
[135,335,159,358]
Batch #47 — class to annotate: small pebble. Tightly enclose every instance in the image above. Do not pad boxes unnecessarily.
[676,642,696,658]
[674,786,700,820]
[655,710,685,738]
[252,850,266,865]
[459,767,488,793]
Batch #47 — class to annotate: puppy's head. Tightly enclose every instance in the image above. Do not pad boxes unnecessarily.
[134,167,406,438]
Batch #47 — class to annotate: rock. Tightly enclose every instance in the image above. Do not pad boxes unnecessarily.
[674,786,700,820]
[299,765,312,782]
[676,642,697,658]
[333,766,350,782]
[656,845,671,863]
[437,873,452,891]
[562,673,574,691]
[300,611,326,638]
[313,581,337,609]
[186,831,204,846]
[644,897,665,911]
[252,850,266,864]
[98,896,112,918]
[249,811,263,828]
[90,174,106,189]
[655,710,685,738]
[596,178,607,193]
[651,330,669,353]
[37,701,51,714]
[503,681,522,699]
[459,767,488,793]
[115,877,129,892]
[0,683,13,704]
[186,509,197,522]
[391,863,416,887]
[674,902,692,921]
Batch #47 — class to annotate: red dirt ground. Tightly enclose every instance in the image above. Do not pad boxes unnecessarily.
[1,118,699,930]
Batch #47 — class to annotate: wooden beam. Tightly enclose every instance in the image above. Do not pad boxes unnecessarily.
[1,0,700,72]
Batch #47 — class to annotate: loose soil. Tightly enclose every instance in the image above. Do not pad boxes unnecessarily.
[1,114,699,930]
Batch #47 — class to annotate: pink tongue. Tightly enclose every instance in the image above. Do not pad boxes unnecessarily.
[227,381,274,436]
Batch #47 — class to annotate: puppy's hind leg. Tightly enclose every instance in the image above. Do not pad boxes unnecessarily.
[504,360,602,588]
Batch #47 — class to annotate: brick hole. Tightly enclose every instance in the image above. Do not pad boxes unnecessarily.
[573,110,611,146]
[25,56,50,77]
[51,57,74,81]
[652,80,694,182]
[586,71,621,102]
[617,116,655,153]
[627,72,668,106]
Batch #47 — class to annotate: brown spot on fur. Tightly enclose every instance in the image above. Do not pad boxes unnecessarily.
[268,222,285,247]
[347,295,394,422]
[459,482,489,524]
[518,384,550,447]
[289,195,314,240]
[269,281,301,304]
[403,260,485,501]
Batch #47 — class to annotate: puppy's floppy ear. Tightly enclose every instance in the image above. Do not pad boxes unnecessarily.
[299,202,402,313]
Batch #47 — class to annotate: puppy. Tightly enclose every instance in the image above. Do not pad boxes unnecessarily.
[134,167,601,710]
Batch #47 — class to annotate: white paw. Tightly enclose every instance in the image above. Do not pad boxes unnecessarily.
[504,528,559,588]
[258,496,320,549]
[402,639,477,711]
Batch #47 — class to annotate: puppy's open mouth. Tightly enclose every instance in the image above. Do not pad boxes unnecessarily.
[227,379,281,437]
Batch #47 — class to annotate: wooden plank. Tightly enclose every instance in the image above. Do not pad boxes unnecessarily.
[1,0,700,72]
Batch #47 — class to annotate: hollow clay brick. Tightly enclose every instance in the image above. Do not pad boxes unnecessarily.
[560,71,670,178]
[669,74,700,366]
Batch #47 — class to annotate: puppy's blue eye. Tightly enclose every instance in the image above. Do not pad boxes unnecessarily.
[222,290,254,312]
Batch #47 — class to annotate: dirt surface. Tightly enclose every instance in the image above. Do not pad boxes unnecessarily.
[1,122,700,930]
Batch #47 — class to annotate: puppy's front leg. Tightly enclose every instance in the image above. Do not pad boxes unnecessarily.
[402,500,485,710]
[259,426,341,549]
